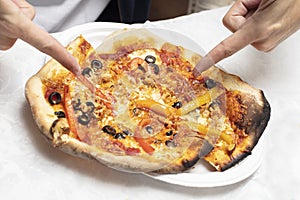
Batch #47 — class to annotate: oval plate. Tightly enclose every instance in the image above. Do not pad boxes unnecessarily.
[55,22,264,187]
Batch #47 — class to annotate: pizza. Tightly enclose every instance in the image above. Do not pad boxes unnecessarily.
[25,29,270,173]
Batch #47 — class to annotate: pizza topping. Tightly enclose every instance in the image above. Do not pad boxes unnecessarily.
[102,125,117,136]
[91,59,103,70]
[73,100,95,113]
[149,63,160,74]
[165,139,177,147]
[82,67,93,77]
[114,132,126,139]
[63,85,78,139]
[179,91,211,115]
[122,129,133,136]
[48,92,62,105]
[77,112,91,125]
[86,102,95,112]
[172,101,182,109]
[50,119,70,137]
[54,111,66,118]
[145,125,154,134]
[137,64,146,72]
[72,98,95,126]
[135,99,176,117]
[134,119,155,154]
[165,130,173,136]
[144,55,156,64]
[129,57,147,69]
[205,78,217,89]
[73,99,81,111]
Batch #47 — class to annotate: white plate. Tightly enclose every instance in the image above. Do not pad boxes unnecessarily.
[55,22,264,188]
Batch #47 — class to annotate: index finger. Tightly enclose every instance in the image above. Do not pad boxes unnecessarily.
[18,17,81,75]
[193,26,256,77]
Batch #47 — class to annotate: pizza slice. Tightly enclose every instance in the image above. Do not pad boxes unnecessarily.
[201,67,270,171]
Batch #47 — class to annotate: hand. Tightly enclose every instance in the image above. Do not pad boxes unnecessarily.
[193,0,300,76]
[0,0,81,75]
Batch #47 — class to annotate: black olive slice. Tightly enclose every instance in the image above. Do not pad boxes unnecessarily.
[145,55,156,64]
[122,130,131,135]
[102,125,116,136]
[137,64,146,72]
[172,101,182,109]
[165,130,173,136]
[86,102,95,113]
[165,140,177,147]
[50,119,59,136]
[114,133,126,139]
[48,92,62,105]
[149,63,159,74]
[82,67,93,77]
[91,60,103,70]
[54,111,65,118]
[205,78,216,89]
[208,99,220,110]
[50,119,70,136]
[78,112,91,125]
[145,126,153,134]
[73,99,81,111]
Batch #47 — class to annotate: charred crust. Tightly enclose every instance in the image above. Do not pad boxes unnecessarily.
[220,150,252,171]
[239,90,270,140]
[219,91,270,171]
[246,90,271,145]
[153,153,201,174]
[182,156,200,170]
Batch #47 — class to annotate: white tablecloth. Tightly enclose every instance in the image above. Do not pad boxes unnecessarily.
[1,6,300,200]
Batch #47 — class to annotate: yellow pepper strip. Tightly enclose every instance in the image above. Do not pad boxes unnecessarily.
[181,121,208,136]
[135,99,177,117]
[220,132,234,144]
[179,91,211,115]
[181,121,234,144]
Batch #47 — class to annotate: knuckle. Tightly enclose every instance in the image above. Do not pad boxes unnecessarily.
[222,14,230,27]
[30,5,36,19]
[222,15,237,33]
[252,42,275,52]
[23,5,36,20]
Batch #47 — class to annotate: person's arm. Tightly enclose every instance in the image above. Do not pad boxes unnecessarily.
[0,0,81,75]
[193,0,300,76]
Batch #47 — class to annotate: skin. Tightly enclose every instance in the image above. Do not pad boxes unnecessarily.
[193,0,300,76]
[0,0,81,75]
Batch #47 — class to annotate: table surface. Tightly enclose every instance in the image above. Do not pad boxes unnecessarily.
[1,6,300,200]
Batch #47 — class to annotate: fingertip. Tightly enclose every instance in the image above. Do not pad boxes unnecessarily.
[192,55,215,77]
[70,54,82,76]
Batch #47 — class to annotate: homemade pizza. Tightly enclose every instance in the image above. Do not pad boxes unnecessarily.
[25,29,270,173]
